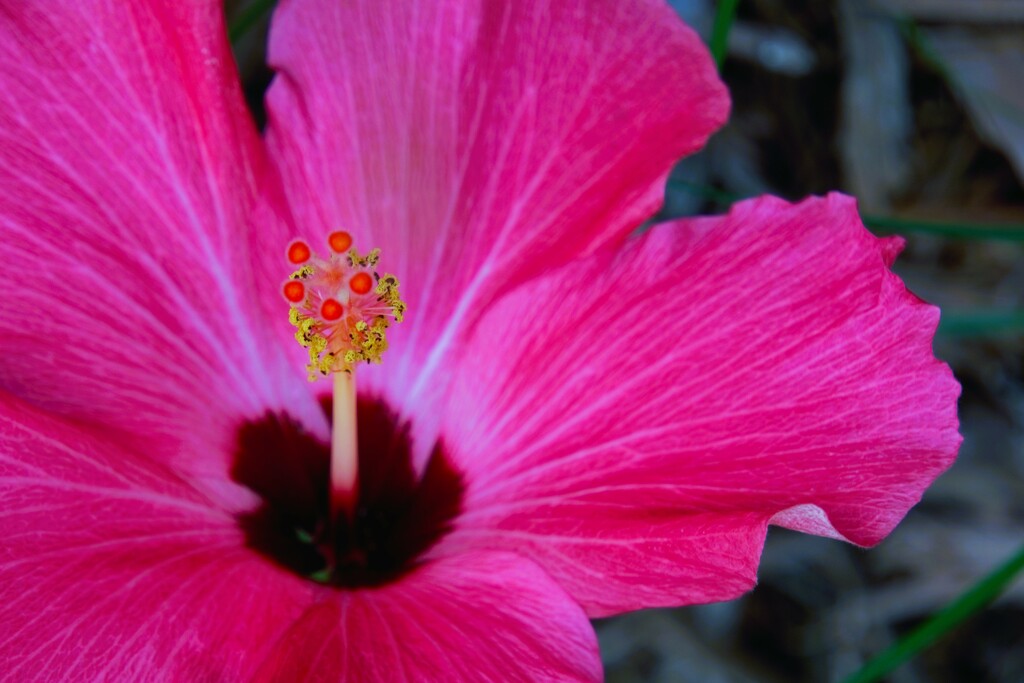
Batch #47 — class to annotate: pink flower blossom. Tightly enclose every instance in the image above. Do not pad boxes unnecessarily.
[0,0,960,680]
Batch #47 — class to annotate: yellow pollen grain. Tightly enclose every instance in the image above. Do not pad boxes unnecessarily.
[290,265,314,280]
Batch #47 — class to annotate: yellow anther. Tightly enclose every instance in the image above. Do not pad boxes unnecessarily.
[347,247,381,268]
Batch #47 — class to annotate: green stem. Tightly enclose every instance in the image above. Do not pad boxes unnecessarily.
[864,214,1024,242]
[709,0,741,69]
[939,310,1024,337]
[843,544,1024,683]
[228,0,277,44]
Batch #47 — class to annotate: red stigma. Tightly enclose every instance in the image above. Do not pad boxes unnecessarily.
[288,240,311,264]
[282,281,305,303]
[321,298,344,321]
[350,272,373,295]
[328,231,353,254]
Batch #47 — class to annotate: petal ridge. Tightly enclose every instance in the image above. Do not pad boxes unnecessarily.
[438,193,961,615]
[251,552,601,683]
[0,391,314,681]
[0,0,327,490]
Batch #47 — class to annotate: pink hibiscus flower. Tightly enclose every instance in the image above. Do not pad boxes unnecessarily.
[0,0,960,680]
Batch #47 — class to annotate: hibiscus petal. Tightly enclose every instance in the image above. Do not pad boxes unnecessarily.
[0,393,315,680]
[439,194,961,616]
[252,551,601,683]
[0,1,326,489]
[263,0,729,415]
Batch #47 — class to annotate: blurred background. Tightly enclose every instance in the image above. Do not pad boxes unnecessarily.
[228,0,1024,680]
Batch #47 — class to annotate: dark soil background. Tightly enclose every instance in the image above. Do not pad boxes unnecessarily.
[228,1,1024,680]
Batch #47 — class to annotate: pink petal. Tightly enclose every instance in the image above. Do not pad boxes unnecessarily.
[263,0,729,420]
[252,551,601,683]
[0,392,315,680]
[438,194,961,616]
[0,1,326,491]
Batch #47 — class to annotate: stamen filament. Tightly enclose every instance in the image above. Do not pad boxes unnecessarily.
[331,371,358,518]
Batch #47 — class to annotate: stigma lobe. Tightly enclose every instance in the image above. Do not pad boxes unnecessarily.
[349,272,373,295]
[287,240,311,264]
[283,281,306,303]
[328,231,353,253]
[321,298,344,321]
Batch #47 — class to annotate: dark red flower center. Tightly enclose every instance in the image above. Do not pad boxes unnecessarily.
[231,396,463,587]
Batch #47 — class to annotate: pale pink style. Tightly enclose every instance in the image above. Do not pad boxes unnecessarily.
[0,1,959,681]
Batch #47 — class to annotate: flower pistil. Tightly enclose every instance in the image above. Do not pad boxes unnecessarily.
[282,231,407,519]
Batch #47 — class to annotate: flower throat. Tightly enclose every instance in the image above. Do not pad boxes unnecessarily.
[232,397,463,587]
